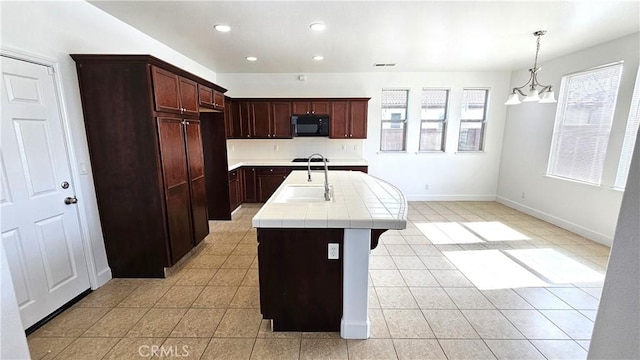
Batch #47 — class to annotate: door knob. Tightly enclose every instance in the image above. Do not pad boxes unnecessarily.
[64,197,78,205]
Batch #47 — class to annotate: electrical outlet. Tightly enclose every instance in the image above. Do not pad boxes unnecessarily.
[328,243,339,259]
[425,184,429,190]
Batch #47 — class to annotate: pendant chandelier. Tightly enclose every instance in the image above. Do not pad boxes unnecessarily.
[505,30,557,105]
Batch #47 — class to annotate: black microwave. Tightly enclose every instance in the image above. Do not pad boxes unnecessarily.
[292,115,330,137]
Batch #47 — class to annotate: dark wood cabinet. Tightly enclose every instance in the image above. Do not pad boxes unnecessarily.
[199,84,224,111]
[243,167,257,203]
[236,101,254,138]
[228,170,241,211]
[223,98,236,139]
[152,66,199,117]
[256,167,290,202]
[71,55,226,277]
[292,101,330,115]
[231,101,292,139]
[271,102,293,138]
[252,101,272,138]
[330,100,368,139]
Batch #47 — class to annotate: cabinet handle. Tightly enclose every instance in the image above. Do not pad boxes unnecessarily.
[270,169,273,172]
[344,134,347,138]
[349,134,352,137]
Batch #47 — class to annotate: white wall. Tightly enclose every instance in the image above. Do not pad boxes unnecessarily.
[588,127,640,359]
[218,71,512,201]
[497,33,639,245]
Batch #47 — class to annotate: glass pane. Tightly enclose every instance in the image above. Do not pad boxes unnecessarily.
[381,89,408,120]
[421,89,448,120]
[458,121,483,151]
[419,121,444,151]
[380,121,406,151]
[615,67,640,189]
[461,89,488,120]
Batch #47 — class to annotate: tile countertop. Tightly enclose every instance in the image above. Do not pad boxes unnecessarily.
[252,170,407,230]
[227,159,369,171]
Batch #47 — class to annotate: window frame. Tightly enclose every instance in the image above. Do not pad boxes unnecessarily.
[380,88,409,152]
[458,88,490,152]
[614,65,640,190]
[419,88,450,152]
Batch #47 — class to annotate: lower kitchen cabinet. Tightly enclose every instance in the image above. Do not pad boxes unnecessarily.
[228,169,242,212]
[256,167,291,203]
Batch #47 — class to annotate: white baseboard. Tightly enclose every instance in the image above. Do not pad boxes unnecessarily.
[407,194,497,202]
[94,267,112,289]
[340,319,370,339]
[496,196,613,246]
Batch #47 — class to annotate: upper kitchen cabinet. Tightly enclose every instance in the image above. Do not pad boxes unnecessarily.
[330,99,369,139]
[232,100,293,139]
[151,66,199,117]
[292,100,330,115]
[271,102,293,138]
[198,83,225,111]
[70,54,226,277]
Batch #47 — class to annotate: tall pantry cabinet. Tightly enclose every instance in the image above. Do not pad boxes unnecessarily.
[71,55,225,278]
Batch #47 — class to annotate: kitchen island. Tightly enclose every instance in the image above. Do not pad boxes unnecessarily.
[252,170,407,339]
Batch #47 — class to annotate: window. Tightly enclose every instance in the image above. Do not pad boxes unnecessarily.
[614,68,640,189]
[419,89,449,151]
[547,63,623,185]
[380,89,408,151]
[458,89,489,151]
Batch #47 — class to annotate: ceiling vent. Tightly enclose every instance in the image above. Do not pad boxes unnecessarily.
[374,63,396,67]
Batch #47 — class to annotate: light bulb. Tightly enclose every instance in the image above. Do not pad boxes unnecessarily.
[539,90,557,103]
[523,88,540,102]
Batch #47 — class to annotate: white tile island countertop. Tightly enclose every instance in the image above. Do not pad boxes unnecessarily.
[252,170,408,340]
[252,170,407,229]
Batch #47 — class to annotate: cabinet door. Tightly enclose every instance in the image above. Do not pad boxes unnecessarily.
[237,102,253,138]
[157,117,193,264]
[243,167,257,202]
[252,102,272,138]
[271,102,292,138]
[179,77,199,117]
[213,91,225,110]
[228,171,239,211]
[292,101,311,115]
[349,100,368,138]
[256,168,289,202]
[198,84,214,108]
[224,100,234,138]
[152,66,181,114]
[311,101,330,115]
[330,101,349,138]
[185,120,209,244]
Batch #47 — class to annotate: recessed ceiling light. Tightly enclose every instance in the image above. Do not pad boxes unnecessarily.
[246,56,258,62]
[312,55,324,61]
[309,22,326,31]
[214,24,231,32]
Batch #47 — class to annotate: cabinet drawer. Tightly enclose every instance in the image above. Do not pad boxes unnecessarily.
[255,167,290,175]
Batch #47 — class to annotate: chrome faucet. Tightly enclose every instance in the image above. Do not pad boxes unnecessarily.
[307,153,331,201]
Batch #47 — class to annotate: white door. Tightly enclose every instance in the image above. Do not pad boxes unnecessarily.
[1,56,90,329]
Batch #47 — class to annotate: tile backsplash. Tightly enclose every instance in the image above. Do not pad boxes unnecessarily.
[227,138,365,160]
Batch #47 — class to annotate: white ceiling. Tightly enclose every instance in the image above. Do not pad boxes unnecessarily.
[90,1,639,74]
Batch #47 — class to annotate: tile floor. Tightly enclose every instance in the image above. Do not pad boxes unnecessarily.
[27,201,609,359]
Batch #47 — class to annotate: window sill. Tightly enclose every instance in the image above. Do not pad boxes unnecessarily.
[454,150,485,154]
[377,150,407,154]
[543,174,602,188]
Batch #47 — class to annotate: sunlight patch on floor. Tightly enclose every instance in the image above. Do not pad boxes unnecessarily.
[444,250,548,290]
[462,221,530,241]
[415,222,484,244]
[506,248,605,284]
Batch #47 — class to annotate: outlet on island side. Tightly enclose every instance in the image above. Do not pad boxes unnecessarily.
[328,243,339,259]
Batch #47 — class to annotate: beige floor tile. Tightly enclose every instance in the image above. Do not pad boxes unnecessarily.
[531,339,588,359]
[422,310,478,339]
[175,268,217,286]
[514,288,572,310]
[410,245,442,256]
[369,309,391,338]
[383,309,434,338]
[187,254,229,269]
[214,308,262,338]
[27,337,75,360]
[76,281,138,307]
[52,337,119,360]
[117,284,172,308]
[257,319,302,338]
[250,338,301,360]
[170,308,225,337]
[445,288,495,309]
[210,269,249,286]
[575,340,590,351]
[578,309,597,321]
[485,340,545,359]
[393,256,427,270]
[159,337,210,359]
[540,310,594,340]
[386,244,417,255]
[402,235,431,245]
[547,288,599,310]
[399,269,439,286]
[418,256,457,270]
[381,235,408,245]
[431,270,474,287]
[301,332,342,339]
[371,244,390,255]
[370,269,407,287]
[347,339,398,360]
[393,339,446,360]
[481,289,534,309]
[369,288,381,308]
[370,256,398,270]
[102,337,164,360]
[154,285,204,308]
[501,310,570,339]
[376,287,419,309]
[232,244,258,256]
[409,287,457,310]
[461,310,525,339]
[222,255,256,269]
[207,243,238,255]
[241,269,260,287]
[230,286,260,308]
[127,308,187,337]
[300,338,348,359]
[438,339,497,360]
[83,307,149,337]
[33,307,111,337]
[201,338,255,360]
[192,286,238,308]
